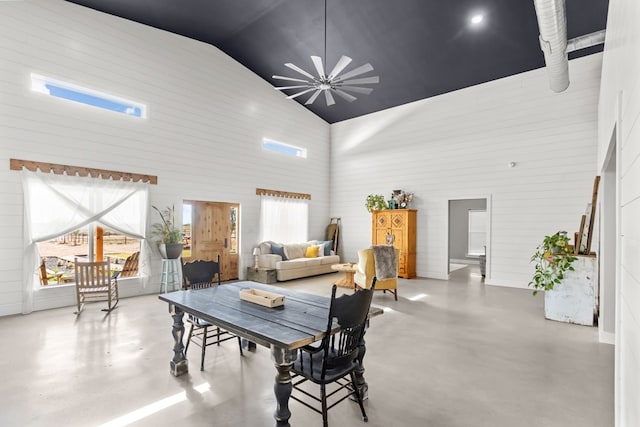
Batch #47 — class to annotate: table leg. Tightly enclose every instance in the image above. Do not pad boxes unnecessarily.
[169,304,188,376]
[271,347,297,427]
[346,270,355,289]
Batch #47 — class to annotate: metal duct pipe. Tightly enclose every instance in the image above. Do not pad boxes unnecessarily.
[533,0,569,92]
[567,30,606,53]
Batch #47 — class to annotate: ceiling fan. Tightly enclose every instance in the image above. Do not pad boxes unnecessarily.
[272,0,379,106]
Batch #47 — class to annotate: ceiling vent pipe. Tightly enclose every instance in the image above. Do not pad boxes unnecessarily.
[533,0,569,92]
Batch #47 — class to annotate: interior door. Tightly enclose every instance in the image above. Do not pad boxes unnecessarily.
[188,201,239,281]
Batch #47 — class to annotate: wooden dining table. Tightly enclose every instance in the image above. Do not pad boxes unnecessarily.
[158,281,381,426]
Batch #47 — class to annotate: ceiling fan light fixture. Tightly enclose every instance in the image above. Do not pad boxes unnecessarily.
[272,0,378,106]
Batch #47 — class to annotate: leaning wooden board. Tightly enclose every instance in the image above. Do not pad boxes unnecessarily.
[585,176,600,254]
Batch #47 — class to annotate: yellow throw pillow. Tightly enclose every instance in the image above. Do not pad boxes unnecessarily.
[305,245,320,258]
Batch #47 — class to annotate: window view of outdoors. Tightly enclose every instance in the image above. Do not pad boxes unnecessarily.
[230,206,237,254]
[36,225,140,286]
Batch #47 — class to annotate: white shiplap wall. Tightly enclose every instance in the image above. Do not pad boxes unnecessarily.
[331,54,601,286]
[598,0,640,425]
[0,0,329,315]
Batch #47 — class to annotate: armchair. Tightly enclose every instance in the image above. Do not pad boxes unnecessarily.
[354,247,400,300]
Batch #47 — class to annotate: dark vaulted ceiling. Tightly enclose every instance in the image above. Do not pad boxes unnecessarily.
[65,0,609,123]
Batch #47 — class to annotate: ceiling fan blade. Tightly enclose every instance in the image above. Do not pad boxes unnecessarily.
[339,86,374,95]
[311,56,326,79]
[284,63,316,80]
[333,89,357,102]
[324,90,335,106]
[275,85,311,91]
[287,88,316,100]
[305,89,322,105]
[272,75,312,83]
[333,63,374,81]
[339,76,379,85]
[327,55,352,80]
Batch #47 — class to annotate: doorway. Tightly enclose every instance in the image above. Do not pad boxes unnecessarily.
[448,198,488,278]
[183,200,240,281]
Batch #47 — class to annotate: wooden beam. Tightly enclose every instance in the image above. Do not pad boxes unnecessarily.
[585,176,601,254]
[574,215,586,255]
[10,158,157,184]
[256,188,311,200]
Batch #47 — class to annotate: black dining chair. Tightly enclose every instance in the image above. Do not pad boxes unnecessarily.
[290,278,376,427]
[182,257,243,370]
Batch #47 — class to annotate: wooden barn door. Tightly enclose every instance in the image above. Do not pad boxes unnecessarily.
[187,201,239,281]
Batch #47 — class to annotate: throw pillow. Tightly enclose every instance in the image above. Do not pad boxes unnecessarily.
[271,243,287,260]
[319,240,333,256]
[305,245,320,258]
[284,243,307,260]
[315,241,326,257]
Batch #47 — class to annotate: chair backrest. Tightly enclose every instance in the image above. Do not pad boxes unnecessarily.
[182,256,221,289]
[39,260,49,285]
[355,248,399,290]
[119,251,140,278]
[321,282,375,374]
[74,258,112,288]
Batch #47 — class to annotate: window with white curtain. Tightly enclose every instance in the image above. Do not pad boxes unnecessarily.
[259,195,308,243]
[468,209,487,256]
[21,170,149,312]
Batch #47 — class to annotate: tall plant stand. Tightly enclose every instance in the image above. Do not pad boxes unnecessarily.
[161,258,181,293]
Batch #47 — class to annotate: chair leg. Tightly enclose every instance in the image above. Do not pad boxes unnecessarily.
[237,337,244,356]
[200,325,207,371]
[185,323,194,355]
[216,327,221,346]
[394,289,398,301]
[350,372,368,422]
[320,383,328,427]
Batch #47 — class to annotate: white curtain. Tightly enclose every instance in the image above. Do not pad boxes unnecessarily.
[21,170,149,314]
[259,195,308,243]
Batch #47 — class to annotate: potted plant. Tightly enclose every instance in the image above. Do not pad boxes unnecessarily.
[528,231,577,296]
[151,205,183,259]
[365,194,387,212]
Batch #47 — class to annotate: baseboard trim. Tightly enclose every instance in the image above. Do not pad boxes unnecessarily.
[450,258,479,265]
[599,329,615,345]
[484,279,529,290]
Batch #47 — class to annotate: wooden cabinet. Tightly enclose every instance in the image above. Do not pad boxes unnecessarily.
[371,209,416,279]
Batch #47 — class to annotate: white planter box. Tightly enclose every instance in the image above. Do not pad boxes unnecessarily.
[544,255,597,326]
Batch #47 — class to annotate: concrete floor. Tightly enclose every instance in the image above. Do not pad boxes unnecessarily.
[0,266,613,427]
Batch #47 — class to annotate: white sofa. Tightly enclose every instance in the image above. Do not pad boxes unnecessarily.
[256,241,340,281]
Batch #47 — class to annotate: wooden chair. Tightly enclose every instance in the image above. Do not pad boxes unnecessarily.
[39,259,63,285]
[182,257,243,370]
[290,280,376,427]
[354,247,400,300]
[118,251,140,278]
[74,258,119,314]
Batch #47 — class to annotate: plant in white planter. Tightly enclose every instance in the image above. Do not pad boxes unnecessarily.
[528,231,577,296]
[151,205,183,259]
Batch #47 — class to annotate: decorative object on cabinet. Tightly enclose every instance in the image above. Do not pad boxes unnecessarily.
[371,209,416,279]
[391,190,414,209]
[365,194,387,212]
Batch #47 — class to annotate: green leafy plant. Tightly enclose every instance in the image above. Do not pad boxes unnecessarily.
[528,231,577,295]
[151,205,182,244]
[365,194,387,212]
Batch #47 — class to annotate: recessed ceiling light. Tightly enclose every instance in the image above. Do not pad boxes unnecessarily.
[471,14,484,25]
